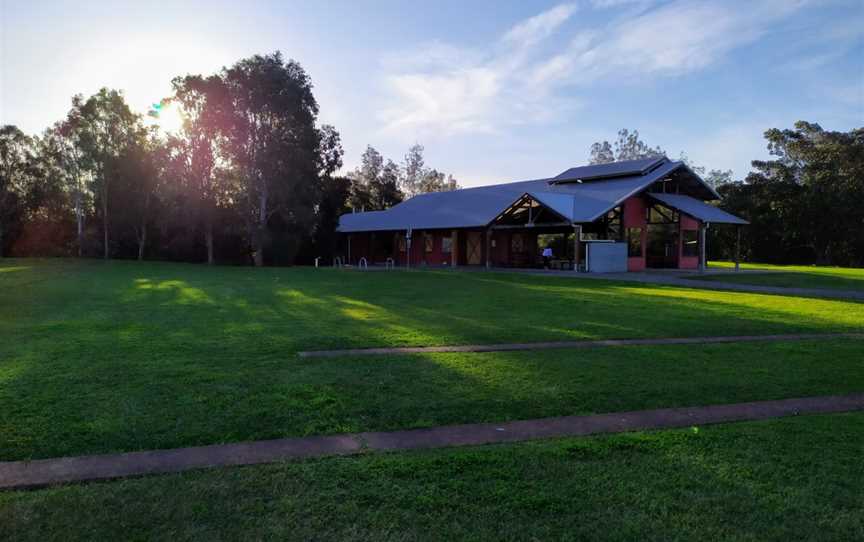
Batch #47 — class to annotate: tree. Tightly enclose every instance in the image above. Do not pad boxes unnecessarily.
[589,141,614,165]
[375,159,403,209]
[52,101,93,256]
[75,89,144,259]
[168,74,228,264]
[220,52,322,266]
[401,144,426,197]
[348,145,402,211]
[111,130,165,260]
[717,121,864,266]
[0,126,37,257]
[589,129,665,164]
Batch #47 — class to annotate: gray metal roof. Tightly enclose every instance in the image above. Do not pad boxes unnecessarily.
[552,157,666,183]
[339,158,742,232]
[649,193,749,225]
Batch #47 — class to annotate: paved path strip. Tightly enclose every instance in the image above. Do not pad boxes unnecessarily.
[3,393,863,490]
[298,332,864,358]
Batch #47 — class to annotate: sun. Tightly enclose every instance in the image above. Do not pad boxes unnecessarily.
[147,101,185,135]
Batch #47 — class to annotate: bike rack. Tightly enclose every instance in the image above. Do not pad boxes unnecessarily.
[385,257,395,270]
[358,257,368,270]
[333,256,343,269]
[314,257,321,268]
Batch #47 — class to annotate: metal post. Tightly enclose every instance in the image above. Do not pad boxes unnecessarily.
[698,224,707,273]
[573,224,582,272]
[347,235,351,265]
[735,225,741,272]
[405,229,412,270]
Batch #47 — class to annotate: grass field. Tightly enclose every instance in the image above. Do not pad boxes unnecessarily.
[2,413,862,541]
[705,261,864,291]
[1,258,863,539]
[2,258,863,460]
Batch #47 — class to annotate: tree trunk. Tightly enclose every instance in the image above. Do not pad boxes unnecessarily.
[102,186,109,260]
[137,225,146,261]
[75,195,84,258]
[205,224,214,265]
[253,186,267,267]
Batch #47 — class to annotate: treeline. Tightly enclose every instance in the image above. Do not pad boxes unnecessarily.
[590,124,864,267]
[711,122,864,267]
[0,51,457,265]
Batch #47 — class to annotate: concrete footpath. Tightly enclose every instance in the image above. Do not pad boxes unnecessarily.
[2,393,863,490]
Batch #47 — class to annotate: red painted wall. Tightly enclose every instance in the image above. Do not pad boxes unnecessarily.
[622,196,647,272]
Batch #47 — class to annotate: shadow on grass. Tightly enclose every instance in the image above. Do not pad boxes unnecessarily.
[2,261,864,460]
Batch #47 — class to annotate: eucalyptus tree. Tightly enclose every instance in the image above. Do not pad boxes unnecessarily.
[75,89,144,259]
[47,101,93,256]
[0,125,36,257]
[589,129,665,164]
[168,74,229,264]
[111,128,166,260]
[219,52,323,266]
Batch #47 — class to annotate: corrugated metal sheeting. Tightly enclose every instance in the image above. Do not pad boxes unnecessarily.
[338,158,742,232]
[649,193,749,225]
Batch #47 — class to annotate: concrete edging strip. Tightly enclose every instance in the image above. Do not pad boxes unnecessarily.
[297,333,864,358]
[2,393,863,490]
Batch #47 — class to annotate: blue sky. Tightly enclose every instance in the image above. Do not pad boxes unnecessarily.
[2,0,862,186]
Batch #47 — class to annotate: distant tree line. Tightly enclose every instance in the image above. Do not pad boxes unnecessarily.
[0,51,459,266]
[590,124,864,266]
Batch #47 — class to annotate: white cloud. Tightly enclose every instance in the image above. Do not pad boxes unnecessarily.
[379,0,810,137]
[503,3,578,48]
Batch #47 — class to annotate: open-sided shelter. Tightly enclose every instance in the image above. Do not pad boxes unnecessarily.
[338,157,747,272]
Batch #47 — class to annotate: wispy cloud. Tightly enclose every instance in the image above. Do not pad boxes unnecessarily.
[379,0,813,137]
[503,3,578,47]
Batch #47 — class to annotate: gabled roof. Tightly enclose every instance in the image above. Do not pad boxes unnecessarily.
[551,157,666,183]
[649,193,749,225]
[338,157,737,233]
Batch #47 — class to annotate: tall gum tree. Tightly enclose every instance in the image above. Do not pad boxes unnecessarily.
[77,89,143,259]
[220,52,321,266]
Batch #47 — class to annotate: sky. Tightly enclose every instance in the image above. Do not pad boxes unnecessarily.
[1,0,862,187]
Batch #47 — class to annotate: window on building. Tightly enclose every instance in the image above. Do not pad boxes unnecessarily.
[682,229,699,257]
[441,235,452,253]
[424,233,434,253]
[511,234,524,253]
[627,227,643,257]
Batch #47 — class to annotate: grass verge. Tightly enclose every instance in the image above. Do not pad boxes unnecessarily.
[1,413,862,541]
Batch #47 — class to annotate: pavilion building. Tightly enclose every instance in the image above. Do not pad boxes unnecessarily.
[338,157,747,272]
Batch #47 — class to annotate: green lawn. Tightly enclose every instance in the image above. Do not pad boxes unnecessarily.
[704,261,864,291]
[2,413,862,541]
[1,258,863,460]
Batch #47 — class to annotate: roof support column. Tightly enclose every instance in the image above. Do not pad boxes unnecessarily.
[573,224,582,272]
[699,223,708,273]
[405,229,412,270]
[735,226,741,272]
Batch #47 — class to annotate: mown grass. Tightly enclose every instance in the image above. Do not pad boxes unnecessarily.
[1,258,863,460]
[706,261,864,291]
[2,413,862,541]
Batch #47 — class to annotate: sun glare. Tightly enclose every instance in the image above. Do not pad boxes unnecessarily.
[147,102,185,135]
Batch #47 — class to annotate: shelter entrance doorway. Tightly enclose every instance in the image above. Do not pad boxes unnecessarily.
[646,224,678,268]
[645,202,680,269]
[466,232,482,265]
